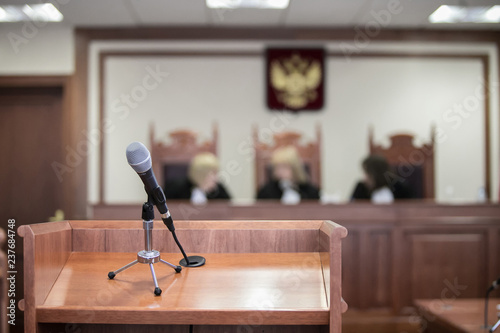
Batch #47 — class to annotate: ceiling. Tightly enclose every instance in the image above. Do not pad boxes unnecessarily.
[1,0,500,30]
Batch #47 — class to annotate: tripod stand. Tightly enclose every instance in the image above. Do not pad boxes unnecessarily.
[107,201,182,296]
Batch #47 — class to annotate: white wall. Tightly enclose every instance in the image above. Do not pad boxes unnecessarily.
[327,57,485,202]
[0,24,73,74]
[88,41,497,204]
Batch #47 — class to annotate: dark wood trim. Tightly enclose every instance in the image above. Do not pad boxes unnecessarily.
[61,76,74,221]
[98,54,106,204]
[0,76,68,87]
[498,42,500,201]
[327,52,490,59]
[100,51,488,59]
[0,75,73,219]
[100,51,262,58]
[483,57,491,200]
[75,27,500,43]
[70,32,90,218]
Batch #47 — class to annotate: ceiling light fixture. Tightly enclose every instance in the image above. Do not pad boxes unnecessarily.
[429,5,500,23]
[0,3,63,22]
[206,0,289,9]
[484,5,500,23]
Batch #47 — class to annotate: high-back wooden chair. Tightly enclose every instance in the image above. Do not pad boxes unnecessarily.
[150,123,218,189]
[253,124,321,192]
[369,126,435,199]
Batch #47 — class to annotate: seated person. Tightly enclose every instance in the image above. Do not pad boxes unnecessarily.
[257,146,320,204]
[164,152,231,204]
[351,154,413,203]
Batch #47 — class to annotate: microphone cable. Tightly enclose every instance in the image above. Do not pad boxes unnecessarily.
[171,229,190,266]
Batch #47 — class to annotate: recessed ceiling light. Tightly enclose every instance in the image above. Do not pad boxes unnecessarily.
[206,0,289,9]
[429,5,500,23]
[0,3,63,22]
[484,5,500,23]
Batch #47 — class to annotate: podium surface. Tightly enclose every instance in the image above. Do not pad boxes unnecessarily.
[416,298,500,333]
[19,220,347,332]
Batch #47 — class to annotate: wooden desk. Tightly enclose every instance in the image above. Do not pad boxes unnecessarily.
[415,299,500,333]
[19,220,347,333]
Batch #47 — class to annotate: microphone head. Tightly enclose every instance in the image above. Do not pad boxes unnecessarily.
[126,142,151,173]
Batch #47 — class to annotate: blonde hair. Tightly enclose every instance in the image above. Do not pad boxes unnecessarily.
[271,146,307,183]
[188,152,219,186]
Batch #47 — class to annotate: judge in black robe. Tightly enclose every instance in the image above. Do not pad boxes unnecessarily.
[256,146,320,202]
[164,152,231,203]
[351,154,413,202]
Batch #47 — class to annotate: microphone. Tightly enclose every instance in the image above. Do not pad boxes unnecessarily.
[125,141,206,268]
[488,277,500,292]
[126,142,175,232]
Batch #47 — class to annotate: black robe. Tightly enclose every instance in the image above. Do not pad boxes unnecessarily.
[350,181,413,201]
[164,178,231,200]
[257,180,320,200]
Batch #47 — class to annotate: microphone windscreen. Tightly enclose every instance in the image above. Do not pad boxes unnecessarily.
[126,142,151,173]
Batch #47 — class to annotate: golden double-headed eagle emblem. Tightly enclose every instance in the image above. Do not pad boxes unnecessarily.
[270,53,322,109]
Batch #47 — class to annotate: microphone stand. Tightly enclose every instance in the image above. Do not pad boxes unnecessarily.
[107,200,182,296]
[485,290,491,331]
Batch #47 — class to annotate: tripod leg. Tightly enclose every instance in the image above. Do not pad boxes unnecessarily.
[108,260,139,279]
[491,318,500,332]
[159,259,182,273]
[149,263,162,296]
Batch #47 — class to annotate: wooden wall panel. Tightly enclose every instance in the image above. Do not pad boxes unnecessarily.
[368,230,392,308]
[73,229,106,252]
[83,228,321,254]
[342,310,421,333]
[38,323,327,333]
[341,229,359,309]
[249,229,319,253]
[18,221,72,333]
[164,229,253,253]
[31,223,73,307]
[38,324,188,333]
[152,229,182,253]
[404,232,487,307]
[104,229,143,253]
[491,228,500,298]
[195,326,327,333]
[341,227,393,310]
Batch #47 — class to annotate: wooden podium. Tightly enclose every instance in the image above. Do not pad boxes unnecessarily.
[19,220,348,333]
